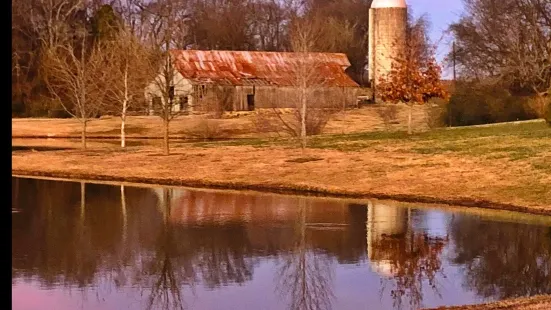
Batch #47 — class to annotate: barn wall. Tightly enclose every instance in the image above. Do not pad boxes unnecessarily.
[254,86,358,109]
[144,72,195,115]
[160,84,359,113]
[192,85,242,113]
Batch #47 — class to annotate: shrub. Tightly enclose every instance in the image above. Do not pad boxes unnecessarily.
[376,104,399,131]
[47,109,72,118]
[447,82,539,126]
[183,119,227,141]
[251,110,284,135]
[425,98,447,129]
[252,108,336,137]
[12,101,26,117]
[545,102,551,126]
[299,108,335,136]
[526,96,548,118]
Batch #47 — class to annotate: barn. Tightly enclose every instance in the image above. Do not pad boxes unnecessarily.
[144,50,360,114]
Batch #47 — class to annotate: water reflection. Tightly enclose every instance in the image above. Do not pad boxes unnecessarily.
[11,178,551,310]
[367,203,448,309]
[275,198,335,310]
[450,215,551,300]
[144,188,189,310]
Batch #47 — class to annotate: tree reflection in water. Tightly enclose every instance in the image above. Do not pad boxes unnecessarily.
[12,180,258,309]
[275,198,335,310]
[15,178,550,310]
[169,190,256,290]
[368,205,448,310]
[450,216,551,299]
[377,232,448,309]
[143,188,192,310]
[12,179,127,294]
[140,188,257,309]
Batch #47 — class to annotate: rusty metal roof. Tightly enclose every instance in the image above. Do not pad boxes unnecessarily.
[169,50,360,87]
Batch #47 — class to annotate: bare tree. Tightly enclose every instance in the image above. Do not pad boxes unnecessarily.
[146,52,191,155]
[251,16,354,145]
[187,0,255,50]
[12,0,88,116]
[26,0,86,49]
[293,18,318,148]
[139,0,191,155]
[42,31,111,149]
[303,0,371,85]
[269,15,348,148]
[248,0,293,51]
[103,30,155,148]
[449,0,551,100]
[111,0,146,38]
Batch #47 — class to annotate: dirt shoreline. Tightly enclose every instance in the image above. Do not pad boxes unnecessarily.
[12,168,551,216]
[424,295,551,310]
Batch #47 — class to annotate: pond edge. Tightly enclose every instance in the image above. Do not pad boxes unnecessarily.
[12,169,551,217]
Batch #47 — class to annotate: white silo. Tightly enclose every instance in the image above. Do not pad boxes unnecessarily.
[368,0,408,90]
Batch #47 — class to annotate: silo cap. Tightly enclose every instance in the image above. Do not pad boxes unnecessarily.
[371,0,407,8]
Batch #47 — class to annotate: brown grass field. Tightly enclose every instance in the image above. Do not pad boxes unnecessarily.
[11,107,551,216]
[12,104,431,139]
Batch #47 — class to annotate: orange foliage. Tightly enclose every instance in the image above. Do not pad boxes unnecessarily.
[377,25,449,106]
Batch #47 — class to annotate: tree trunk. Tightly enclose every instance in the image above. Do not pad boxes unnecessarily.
[122,64,129,148]
[408,104,413,135]
[300,86,307,149]
[163,119,170,155]
[81,120,87,150]
[121,115,126,148]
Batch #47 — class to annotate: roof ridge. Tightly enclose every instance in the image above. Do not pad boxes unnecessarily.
[169,50,359,87]
[170,49,349,56]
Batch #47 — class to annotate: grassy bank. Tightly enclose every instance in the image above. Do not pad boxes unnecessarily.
[12,120,551,215]
[424,295,551,310]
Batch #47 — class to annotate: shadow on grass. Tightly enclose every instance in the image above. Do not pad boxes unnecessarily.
[70,124,149,136]
[285,156,324,163]
[12,146,73,152]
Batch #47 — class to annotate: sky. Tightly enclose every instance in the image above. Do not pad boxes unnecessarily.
[406,0,466,78]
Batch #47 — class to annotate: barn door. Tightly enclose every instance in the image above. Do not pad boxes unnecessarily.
[247,94,255,111]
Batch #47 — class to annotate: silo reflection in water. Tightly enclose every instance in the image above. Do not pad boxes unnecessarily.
[367,201,410,277]
[11,177,551,310]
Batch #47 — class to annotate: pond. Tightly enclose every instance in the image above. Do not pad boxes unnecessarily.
[11,177,551,310]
